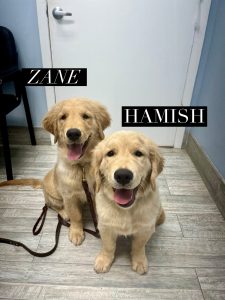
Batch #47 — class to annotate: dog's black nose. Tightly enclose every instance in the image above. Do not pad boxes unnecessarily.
[114,168,133,185]
[66,128,81,141]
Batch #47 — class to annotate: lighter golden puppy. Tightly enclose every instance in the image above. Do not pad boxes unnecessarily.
[92,131,165,274]
[42,98,110,245]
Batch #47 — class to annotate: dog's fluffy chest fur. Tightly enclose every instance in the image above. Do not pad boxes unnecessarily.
[55,160,93,201]
[96,187,161,236]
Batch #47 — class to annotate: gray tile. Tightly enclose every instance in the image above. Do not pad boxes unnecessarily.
[2,208,55,219]
[196,268,225,291]
[27,264,200,289]
[154,213,182,237]
[157,178,170,195]
[0,191,44,208]
[161,195,219,214]
[203,290,225,300]
[147,237,225,268]
[178,213,225,239]
[43,287,204,300]
[166,178,210,196]
[0,282,44,299]
[0,261,30,282]
[0,283,204,300]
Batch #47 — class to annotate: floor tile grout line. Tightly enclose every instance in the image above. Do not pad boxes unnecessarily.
[2,258,225,269]
[164,176,172,195]
[195,268,206,300]
[32,230,43,263]
[175,214,185,238]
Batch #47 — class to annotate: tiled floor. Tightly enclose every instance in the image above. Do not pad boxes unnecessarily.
[0,145,225,299]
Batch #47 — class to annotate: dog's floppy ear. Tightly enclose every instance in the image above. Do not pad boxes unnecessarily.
[92,102,111,139]
[147,139,164,191]
[42,102,62,143]
[92,142,104,193]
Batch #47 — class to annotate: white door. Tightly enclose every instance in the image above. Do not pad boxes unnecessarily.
[45,0,210,146]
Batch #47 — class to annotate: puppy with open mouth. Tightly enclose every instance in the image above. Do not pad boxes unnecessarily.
[92,131,165,274]
[41,98,110,246]
[0,98,110,246]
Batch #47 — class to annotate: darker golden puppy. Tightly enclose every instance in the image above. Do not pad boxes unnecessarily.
[42,98,110,245]
[0,98,110,246]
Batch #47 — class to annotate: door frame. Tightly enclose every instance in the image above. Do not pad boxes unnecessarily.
[36,0,211,148]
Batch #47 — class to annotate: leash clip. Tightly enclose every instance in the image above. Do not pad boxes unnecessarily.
[82,167,86,182]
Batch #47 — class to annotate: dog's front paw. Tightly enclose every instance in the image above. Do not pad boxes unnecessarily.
[94,253,113,273]
[69,227,84,246]
[132,255,148,275]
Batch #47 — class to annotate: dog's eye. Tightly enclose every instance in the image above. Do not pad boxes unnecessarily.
[60,114,67,120]
[82,113,90,120]
[106,150,115,157]
[134,150,143,157]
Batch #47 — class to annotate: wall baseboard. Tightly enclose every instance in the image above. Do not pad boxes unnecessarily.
[0,126,51,145]
[186,133,225,219]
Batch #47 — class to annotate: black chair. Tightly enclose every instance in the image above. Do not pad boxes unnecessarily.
[0,26,36,180]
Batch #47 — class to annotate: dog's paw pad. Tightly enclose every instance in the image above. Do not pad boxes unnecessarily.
[69,228,84,246]
[132,258,148,275]
[94,254,112,273]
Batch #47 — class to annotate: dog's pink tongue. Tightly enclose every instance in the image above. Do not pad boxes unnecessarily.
[67,144,83,160]
[114,189,133,205]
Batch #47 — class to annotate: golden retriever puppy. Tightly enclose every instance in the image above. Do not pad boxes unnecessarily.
[92,131,165,274]
[42,98,110,245]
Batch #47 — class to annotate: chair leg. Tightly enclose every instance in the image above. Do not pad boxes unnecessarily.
[21,85,36,145]
[0,113,13,180]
